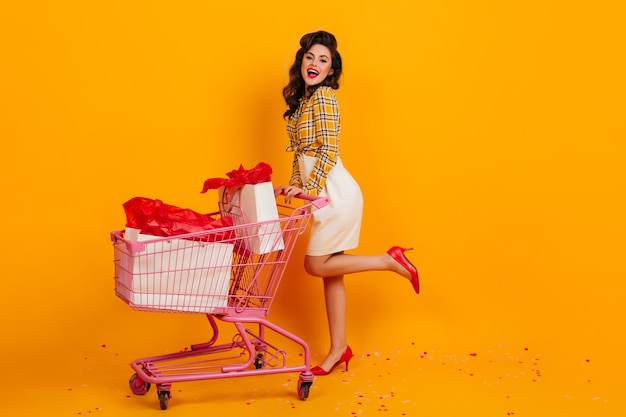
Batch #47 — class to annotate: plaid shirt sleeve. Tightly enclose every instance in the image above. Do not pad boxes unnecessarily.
[302,88,339,196]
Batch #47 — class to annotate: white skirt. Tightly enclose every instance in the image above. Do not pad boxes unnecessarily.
[298,154,363,256]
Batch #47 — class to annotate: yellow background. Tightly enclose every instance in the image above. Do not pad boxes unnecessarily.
[1,1,624,416]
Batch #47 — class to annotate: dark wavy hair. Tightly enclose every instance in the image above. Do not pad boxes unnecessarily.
[282,31,343,119]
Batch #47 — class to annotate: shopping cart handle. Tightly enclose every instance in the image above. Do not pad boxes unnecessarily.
[275,188,329,209]
[293,193,330,209]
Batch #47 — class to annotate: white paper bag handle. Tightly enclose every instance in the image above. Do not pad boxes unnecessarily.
[220,186,241,214]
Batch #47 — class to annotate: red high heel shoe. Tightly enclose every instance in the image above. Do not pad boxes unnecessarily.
[388,246,419,294]
[311,346,354,376]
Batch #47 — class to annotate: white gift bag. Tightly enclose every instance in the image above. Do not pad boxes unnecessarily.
[117,228,234,313]
[220,182,285,254]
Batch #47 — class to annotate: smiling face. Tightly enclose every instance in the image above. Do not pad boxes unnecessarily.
[300,44,334,92]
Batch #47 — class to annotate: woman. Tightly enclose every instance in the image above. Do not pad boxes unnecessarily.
[276,30,419,376]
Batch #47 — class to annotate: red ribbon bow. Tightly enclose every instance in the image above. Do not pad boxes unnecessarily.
[201,162,273,193]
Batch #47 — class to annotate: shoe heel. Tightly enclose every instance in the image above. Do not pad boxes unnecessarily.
[344,346,354,371]
[345,357,351,371]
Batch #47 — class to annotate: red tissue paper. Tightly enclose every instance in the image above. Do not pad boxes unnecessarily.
[123,197,234,240]
[201,162,273,193]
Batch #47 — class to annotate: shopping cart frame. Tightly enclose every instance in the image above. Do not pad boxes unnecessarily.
[111,193,329,410]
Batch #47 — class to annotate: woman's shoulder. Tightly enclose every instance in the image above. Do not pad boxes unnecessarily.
[311,86,338,104]
[314,86,335,98]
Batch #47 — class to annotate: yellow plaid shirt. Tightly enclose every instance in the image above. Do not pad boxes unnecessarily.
[286,86,340,196]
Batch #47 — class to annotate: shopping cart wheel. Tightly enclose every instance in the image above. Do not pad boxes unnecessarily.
[158,390,171,410]
[254,353,264,369]
[297,380,312,400]
[129,373,151,395]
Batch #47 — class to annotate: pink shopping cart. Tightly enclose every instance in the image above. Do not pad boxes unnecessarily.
[110,193,328,410]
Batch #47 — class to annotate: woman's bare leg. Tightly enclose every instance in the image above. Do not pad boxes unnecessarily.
[304,252,413,281]
[317,274,348,372]
[306,251,414,371]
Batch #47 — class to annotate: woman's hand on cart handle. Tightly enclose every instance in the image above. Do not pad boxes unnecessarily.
[275,186,329,208]
[275,185,305,204]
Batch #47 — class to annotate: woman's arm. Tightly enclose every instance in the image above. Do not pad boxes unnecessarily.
[302,88,340,196]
